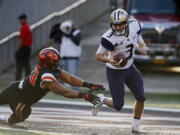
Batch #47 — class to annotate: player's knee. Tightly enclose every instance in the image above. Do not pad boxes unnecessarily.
[17,106,31,123]
[114,102,124,111]
[9,106,32,124]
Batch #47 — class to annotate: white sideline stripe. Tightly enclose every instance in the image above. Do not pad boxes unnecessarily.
[39,99,180,113]
[0,127,71,135]
[0,0,86,46]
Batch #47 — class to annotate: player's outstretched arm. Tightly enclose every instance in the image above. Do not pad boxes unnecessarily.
[58,70,84,87]
[41,81,100,105]
[43,81,79,98]
[58,70,105,91]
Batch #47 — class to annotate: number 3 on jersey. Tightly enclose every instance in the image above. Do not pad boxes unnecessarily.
[29,66,39,86]
[126,44,134,59]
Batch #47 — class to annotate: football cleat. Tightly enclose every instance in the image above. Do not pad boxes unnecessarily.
[132,120,145,133]
[91,94,105,116]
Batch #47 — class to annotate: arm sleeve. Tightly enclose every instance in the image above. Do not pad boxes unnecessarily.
[70,29,81,46]
[101,37,114,51]
[40,73,57,89]
[96,44,108,54]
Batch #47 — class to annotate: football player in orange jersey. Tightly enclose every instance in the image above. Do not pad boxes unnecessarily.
[0,47,104,124]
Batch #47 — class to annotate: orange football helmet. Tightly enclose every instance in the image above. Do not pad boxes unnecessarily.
[38,47,61,70]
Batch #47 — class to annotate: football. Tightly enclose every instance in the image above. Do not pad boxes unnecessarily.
[113,53,128,67]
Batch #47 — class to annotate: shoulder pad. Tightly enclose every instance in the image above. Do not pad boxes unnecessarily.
[41,73,56,82]
[129,19,141,34]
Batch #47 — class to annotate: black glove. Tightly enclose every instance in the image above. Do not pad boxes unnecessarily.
[78,92,100,105]
[83,81,105,91]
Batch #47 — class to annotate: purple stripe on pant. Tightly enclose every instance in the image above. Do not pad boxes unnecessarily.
[106,64,145,111]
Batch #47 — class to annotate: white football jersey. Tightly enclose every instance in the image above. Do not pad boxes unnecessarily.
[97,19,144,70]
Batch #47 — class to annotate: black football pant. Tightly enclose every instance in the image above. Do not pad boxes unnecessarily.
[0,81,31,124]
[15,46,31,81]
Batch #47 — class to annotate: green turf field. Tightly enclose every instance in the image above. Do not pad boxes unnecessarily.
[0,82,180,109]
[44,88,180,109]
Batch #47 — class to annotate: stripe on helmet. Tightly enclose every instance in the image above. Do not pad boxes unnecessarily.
[117,10,120,20]
[114,11,116,21]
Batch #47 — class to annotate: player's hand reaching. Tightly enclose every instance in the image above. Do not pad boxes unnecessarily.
[83,81,105,91]
[78,92,100,105]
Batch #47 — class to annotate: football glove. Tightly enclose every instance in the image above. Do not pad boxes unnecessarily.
[78,92,100,105]
[83,81,105,91]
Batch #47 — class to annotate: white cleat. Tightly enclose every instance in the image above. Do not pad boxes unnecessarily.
[132,122,145,133]
[132,122,141,133]
[91,94,104,116]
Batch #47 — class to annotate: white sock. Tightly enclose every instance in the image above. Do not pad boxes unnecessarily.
[133,118,140,125]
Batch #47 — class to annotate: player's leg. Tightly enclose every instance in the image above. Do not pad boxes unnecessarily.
[105,67,126,111]
[0,81,19,105]
[125,65,145,118]
[8,102,31,124]
[92,67,126,116]
[125,65,145,132]
[0,81,31,124]
[0,88,9,105]
[0,81,21,123]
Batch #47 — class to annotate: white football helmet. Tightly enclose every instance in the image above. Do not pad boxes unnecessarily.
[110,9,129,36]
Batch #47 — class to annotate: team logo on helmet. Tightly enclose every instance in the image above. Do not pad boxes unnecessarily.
[110,9,129,36]
[38,47,62,70]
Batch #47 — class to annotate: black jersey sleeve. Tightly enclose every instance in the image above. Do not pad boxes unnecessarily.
[101,37,114,51]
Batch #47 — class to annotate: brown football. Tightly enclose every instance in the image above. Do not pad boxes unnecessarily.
[113,53,128,67]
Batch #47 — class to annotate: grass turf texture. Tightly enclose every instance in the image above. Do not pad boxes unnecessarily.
[44,88,180,109]
[0,83,180,109]
[0,127,58,135]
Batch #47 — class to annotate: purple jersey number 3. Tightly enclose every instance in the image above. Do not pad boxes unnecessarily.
[126,44,134,59]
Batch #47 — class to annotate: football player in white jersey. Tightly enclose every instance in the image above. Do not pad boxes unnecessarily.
[93,9,147,133]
